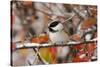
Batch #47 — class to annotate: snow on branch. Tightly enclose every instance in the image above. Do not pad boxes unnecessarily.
[15,38,97,50]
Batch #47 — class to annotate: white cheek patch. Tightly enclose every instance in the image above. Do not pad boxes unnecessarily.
[52,23,63,31]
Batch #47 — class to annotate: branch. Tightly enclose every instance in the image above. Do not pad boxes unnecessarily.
[15,38,97,50]
[70,5,85,20]
[32,48,49,64]
[35,8,75,22]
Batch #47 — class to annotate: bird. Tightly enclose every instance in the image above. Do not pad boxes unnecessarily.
[48,20,70,63]
[48,20,70,44]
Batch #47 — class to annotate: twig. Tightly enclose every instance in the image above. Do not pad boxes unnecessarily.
[62,13,75,23]
[32,48,49,64]
[70,5,85,20]
[41,3,53,14]
[35,8,72,22]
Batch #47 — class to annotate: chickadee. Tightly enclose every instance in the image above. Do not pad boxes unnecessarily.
[48,20,70,62]
[48,20,70,44]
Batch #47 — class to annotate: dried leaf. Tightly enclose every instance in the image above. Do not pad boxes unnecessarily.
[81,18,96,30]
[90,9,97,17]
[23,1,33,8]
[71,34,81,41]
[31,35,49,44]
[86,43,96,54]
[39,48,57,63]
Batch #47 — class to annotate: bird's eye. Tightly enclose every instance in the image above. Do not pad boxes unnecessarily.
[49,21,60,27]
